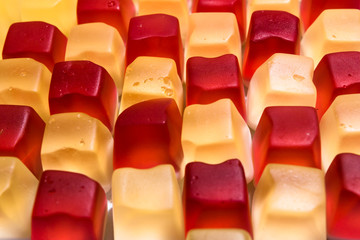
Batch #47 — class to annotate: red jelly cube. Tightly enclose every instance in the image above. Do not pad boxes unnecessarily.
[77,0,135,43]
[183,159,252,236]
[113,98,183,174]
[252,106,321,185]
[313,51,360,119]
[126,14,184,78]
[243,10,300,83]
[326,153,360,239]
[32,170,107,240]
[192,0,246,42]
[186,54,246,120]
[2,21,67,72]
[0,105,45,178]
[49,61,118,131]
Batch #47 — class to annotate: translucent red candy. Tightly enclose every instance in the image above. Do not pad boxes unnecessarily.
[252,106,321,184]
[243,10,300,82]
[32,170,107,240]
[113,98,183,174]
[2,21,67,72]
[126,14,184,77]
[0,105,45,178]
[313,51,360,119]
[49,60,118,131]
[186,54,246,119]
[76,0,135,43]
[183,159,252,236]
[326,153,360,240]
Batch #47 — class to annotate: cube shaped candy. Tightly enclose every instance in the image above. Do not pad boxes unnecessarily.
[186,229,252,240]
[32,170,107,240]
[0,1,20,60]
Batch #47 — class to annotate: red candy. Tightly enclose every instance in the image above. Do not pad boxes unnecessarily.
[113,98,183,174]
[77,0,135,43]
[313,51,360,119]
[242,10,300,82]
[326,153,360,239]
[126,14,184,77]
[32,170,107,240]
[183,159,252,236]
[49,61,118,131]
[2,21,67,72]
[252,106,321,184]
[0,105,44,178]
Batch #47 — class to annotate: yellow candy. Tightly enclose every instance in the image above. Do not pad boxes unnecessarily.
[186,229,252,240]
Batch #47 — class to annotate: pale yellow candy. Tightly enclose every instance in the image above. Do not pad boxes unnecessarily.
[181,99,253,182]
[252,164,326,240]
[186,229,252,240]
[301,9,360,66]
[66,23,125,93]
[41,112,113,191]
[246,53,316,130]
[19,0,77,36]
[320,94,360,172]
[120,56,183,114]
[0,58,51,121]
[112,165,184,240]
[0,157,38,239]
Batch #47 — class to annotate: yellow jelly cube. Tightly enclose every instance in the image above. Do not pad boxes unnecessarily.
[120,56,183,114]
[112,165,184,240]
[181,99,253,182]
[0,157,38,239]
[186,229,252,240]
[41,112,113,191]
[246,53,316,130]
[19,0,77,36]
[252,164,326,240]
[320,94,360,172]
[0,1,20,59]
[0,58,51,121]
[301,9,360,66]
[65,23,125,93]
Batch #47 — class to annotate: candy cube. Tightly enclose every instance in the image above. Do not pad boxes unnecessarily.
[183,159,252,235]
[120,56,183,114]
[0,157,38,239]
[181,99,253,182]
[0,58,51,121]
[32,170,107,240]
[41,112,113,191]
[114,98,183,174]
[246,53,316,130]
[2,21,67,72]
[252,164,326,240]
[49,61,118,131]
[65,22,125,92]
[112,165,184,240]
[127,14,184,78]
[301,9,360,66]
[186,54,246,120]
[0,1,20,59]
[313,51,360,119]
[252,106,321,185]
[326,153,360,240]
[243,11,300,82]
[186,229,252,240]
[77,0,135,43]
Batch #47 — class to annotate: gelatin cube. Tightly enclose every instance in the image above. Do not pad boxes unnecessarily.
[252,106,321,184]
[181,99,253,182]
[112,165,184,240]
[243,10,300,82]
[252,164,326,240]
[49,61,118,131]
[32,170,107,240]
[41,112,113,191]
[2,21,67,71]
[186,54,246,120]
[186,229,252,240]
[114,98,183,174]
[183,159,252,236]
[120,56,183,114]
